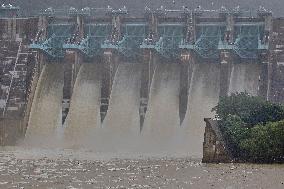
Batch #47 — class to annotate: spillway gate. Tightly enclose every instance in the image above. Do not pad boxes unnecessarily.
[29,6,271,61]
[27,6,273,129]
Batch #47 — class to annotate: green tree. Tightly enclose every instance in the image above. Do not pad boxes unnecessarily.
[213,92,284,126]
[213,92,284,162]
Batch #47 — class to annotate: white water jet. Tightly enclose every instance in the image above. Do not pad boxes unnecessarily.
[141,63,180,154]
[180,63,221,158]
[64,63,102,148]
[24,64,64,148]
[96,63,142,153]
[228,63,261,96]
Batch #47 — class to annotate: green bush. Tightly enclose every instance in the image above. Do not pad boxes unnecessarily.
[240,121,284,162]
[213,92,284,163]
[213,92,284,126]
[219,115,250,157]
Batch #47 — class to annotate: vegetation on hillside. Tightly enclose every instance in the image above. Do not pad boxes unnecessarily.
[212,92,284,163]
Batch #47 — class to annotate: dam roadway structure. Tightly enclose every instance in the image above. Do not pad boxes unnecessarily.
[0,6,277,158]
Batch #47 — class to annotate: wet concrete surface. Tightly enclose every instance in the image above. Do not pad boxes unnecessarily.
[0,149,283,189]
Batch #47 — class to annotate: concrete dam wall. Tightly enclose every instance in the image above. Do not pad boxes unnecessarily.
[1,7,283,157]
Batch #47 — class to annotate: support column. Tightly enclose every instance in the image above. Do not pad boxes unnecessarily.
[179,50,194,125]
[36,15,48,73]
[62,15,85,123]
[100,50,118,123]
[148,12,159,40]
[138,11,159,129]
[7,19,11,39]
[111,14,122,42]
[5,18,17,40]
[99,11,125,123]
[219,50,233,97]
[219,13,235,97]
[259,11,273,100]
[139,49,157,129]
[267,33,277,101]
[259,61,269,100]
[71,15,85,89]
[178,11,198,124]
[226,15,234,44]
[185,11,196,44]
[38,15,48,40]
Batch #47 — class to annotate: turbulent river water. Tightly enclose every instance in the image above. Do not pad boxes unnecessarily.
[0,148,283,189]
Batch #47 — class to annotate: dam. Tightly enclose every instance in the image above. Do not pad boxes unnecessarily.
[0,4,283,158]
